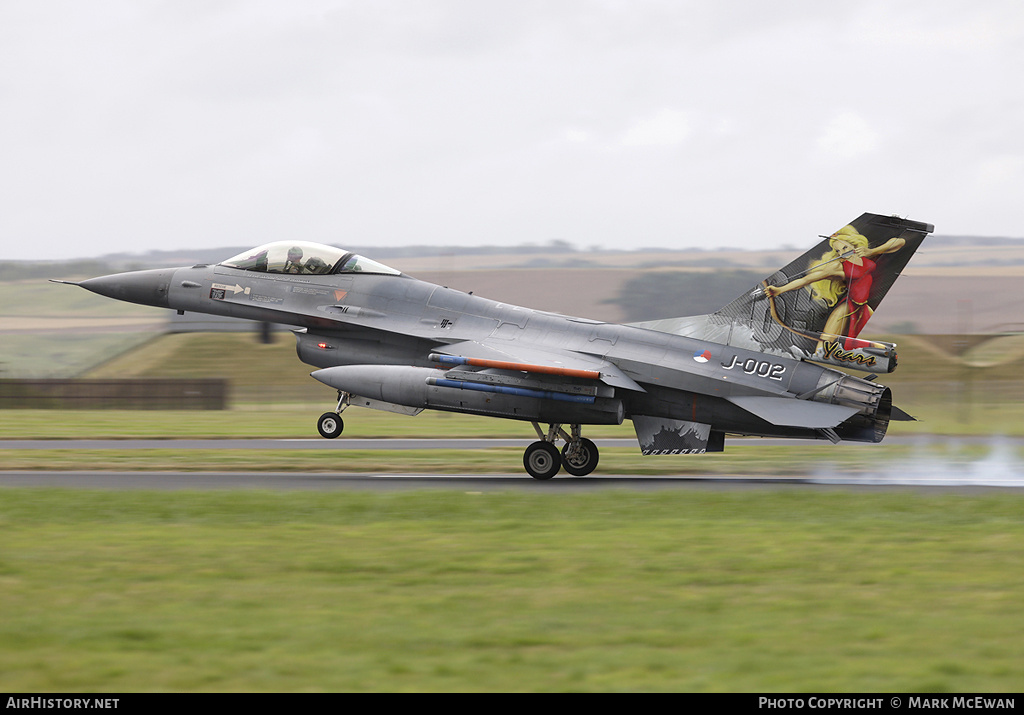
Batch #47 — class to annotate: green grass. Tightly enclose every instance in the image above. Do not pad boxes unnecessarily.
[0,407,637,439]
[0,280,163,320]
[1,488,1022,692]
[0,280,165,376]
[0,333,155,379]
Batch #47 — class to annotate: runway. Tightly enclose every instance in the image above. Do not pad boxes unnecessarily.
[3,470,1019,492]
[0,470,786,491]
[3,436,1023,490]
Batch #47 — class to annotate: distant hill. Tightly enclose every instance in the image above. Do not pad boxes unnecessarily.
[5,234,1024,281]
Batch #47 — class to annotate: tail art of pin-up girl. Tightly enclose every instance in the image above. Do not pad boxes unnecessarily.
[763,226,906,351]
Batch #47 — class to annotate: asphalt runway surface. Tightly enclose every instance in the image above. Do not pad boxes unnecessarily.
[2,470,1019,493]
[3,436,1023,491]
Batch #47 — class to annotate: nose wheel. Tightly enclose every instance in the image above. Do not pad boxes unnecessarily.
[317,391,350,439]
[317,412,344,439]
[523,423,599,479]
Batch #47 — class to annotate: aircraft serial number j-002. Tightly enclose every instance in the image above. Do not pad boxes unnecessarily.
[60,213,933,479]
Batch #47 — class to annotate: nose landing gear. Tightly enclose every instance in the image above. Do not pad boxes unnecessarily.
[523,422,600,480]
[317,391,350,439]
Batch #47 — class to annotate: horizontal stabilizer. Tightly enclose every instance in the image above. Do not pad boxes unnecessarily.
[890,405,916,422]
[726,396,860,428]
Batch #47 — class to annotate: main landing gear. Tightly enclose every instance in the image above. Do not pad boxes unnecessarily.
[315,395,597,480]
[523,422,599,480]
[317,391,349,439]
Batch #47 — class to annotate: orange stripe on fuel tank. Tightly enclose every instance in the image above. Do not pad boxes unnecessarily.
[429,353,600,380]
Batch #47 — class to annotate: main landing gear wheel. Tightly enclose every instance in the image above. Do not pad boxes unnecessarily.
[317,412,344,439]
[524,441,561,480]
[561,437,599,476]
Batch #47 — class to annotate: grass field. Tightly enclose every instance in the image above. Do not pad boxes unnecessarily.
[1,488,1022,692]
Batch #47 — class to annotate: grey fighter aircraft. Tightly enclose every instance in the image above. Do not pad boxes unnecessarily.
[58,213,932,479]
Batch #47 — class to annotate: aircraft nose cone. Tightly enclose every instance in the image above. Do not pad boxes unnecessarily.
[78,268,176,309]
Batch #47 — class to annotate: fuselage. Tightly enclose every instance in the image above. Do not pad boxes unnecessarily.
[79,258,892,443]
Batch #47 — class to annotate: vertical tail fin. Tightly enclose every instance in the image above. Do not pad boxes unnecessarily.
[630,213,934,373]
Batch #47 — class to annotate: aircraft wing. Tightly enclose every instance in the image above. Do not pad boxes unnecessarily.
[431,340,645,392]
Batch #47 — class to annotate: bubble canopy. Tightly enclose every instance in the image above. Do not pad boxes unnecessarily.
[219,241,402,276]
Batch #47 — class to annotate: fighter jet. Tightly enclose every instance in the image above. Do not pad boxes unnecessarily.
[58,213,932,479]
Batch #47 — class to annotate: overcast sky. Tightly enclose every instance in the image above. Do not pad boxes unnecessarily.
[2,0,1022,261]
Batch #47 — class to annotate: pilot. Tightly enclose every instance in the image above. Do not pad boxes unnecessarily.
[283,246,304,274]
[304,256,328,274]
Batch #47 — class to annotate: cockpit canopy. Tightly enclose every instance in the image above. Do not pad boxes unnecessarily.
[220,241,401,276]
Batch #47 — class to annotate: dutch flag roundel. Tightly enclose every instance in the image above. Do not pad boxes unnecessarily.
[693,349,711,363]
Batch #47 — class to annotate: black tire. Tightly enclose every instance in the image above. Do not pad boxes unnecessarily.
[317,412,344,439]
[523,441,561,480]
[561,438,599,476]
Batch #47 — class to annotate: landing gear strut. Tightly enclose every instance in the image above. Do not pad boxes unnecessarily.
[523,422,600,480]
[317,391,350,439]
